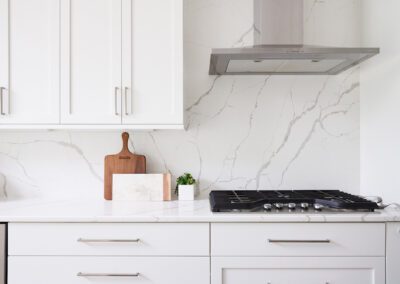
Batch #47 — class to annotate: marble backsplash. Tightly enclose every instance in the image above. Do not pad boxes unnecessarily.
[0,0,361,201]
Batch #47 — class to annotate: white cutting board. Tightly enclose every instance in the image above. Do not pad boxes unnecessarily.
[112,173,171,201]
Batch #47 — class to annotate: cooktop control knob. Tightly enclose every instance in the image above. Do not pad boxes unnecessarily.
[274,203,284,210]
[263,203,272,211]
[300,202,309,209]
[288,203,296,210]
[314,203,324,211]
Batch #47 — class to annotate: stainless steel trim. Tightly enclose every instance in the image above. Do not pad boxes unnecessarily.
[0,88,5,115]
[77,238,140,243]
[114,87,120,115]
[77,272,140,277]
[124,87,129,115]
[0,224,6,284]
[208,0,380,75]
[268,239,331,243]
[69,86,72,114]
[209,45,380,75]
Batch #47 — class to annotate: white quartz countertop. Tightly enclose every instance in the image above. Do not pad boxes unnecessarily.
[0,198,400,223]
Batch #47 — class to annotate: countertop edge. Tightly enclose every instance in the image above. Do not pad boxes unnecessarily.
[1,199,400,223]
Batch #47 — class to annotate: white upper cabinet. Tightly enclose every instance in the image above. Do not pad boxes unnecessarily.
[121,0,183,126]
[0,0,8,117]
[0,0,60,124]
[60,0,122,125]
[0,0,183,129]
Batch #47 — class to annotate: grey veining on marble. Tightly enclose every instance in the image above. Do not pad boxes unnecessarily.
[0,0,363,202]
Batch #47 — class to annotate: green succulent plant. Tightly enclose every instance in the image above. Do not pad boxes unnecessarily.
[175,173,196,195]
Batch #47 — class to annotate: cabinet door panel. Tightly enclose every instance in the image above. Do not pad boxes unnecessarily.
[387,223,400,284]
[61,0,122,124]
[211,257,385,284]
[0,0,59,124]
[122,0,183,125]
[0,0,8,107]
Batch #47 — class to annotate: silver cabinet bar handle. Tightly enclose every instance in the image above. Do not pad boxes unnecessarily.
[0,87,5,115]
[114,87,120,115]
[77,272,140,277]
[77,238,140,243]
[124,87,129,115]
[268,239,331,243]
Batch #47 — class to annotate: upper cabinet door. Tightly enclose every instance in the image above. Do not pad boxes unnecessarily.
[121,0,183,126]
[61,0,122,125]
[0,0,59,124]
[0,0,8,112]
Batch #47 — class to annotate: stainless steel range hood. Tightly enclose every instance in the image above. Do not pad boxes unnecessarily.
[209,0,379,75]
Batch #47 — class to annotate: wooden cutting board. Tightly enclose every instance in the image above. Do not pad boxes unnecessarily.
[104,132,146,200]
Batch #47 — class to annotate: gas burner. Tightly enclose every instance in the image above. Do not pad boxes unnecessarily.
[209,190,381,213]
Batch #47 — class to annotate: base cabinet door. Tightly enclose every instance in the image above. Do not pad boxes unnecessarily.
[386,223,400,284]
[8,256,209,284]
[211,257,385,284]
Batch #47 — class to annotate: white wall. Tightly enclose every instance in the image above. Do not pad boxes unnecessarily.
[0,0,361,202]
[361,0,400,203]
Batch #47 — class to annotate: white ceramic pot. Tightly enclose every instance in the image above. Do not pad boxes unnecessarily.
[178,184,196,201]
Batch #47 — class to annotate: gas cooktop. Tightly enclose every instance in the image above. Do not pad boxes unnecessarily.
[209,190,381,213]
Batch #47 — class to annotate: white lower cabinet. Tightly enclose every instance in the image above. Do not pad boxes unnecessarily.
[8,256,209,284]
[6,222,393,284]
[386,223,400,284]
[211,257,385,284]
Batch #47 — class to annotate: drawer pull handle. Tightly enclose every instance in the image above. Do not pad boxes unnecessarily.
[77,272,140,277]
[268,239,331,243]
[114,87,120,116]
[77,238,140,243]
[0,87,6,115]
[124,86,130,115]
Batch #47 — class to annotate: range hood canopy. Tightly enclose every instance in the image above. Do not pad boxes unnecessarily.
[209,0,379,75]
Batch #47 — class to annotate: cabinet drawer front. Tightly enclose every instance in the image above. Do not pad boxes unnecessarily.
[9,223,209,256]
[211,257,385,284]
[9,256,209,284]
[211,223,385,256]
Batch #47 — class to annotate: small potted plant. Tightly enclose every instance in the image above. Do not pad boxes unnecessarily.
[176,173,196,201]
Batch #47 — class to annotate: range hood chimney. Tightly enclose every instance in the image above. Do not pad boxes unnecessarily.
[209,0,379,75]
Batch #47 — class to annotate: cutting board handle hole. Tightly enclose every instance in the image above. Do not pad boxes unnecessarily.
[119,156,131,160]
